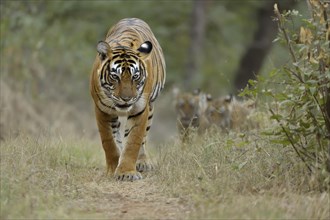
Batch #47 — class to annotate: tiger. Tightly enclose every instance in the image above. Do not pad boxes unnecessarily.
[204,95,232,131]
[173,88,210,142]
[90,18,165,181]
[229,98,256,130]
[204,95,256,132]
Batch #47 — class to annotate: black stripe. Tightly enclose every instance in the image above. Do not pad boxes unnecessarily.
[111,124,119,129]
[110,118,119,123]
[124,130,130,137]
[94,87,115,111]
[124,123,138,137]
[148,114,153,120]
[114,60,122,65]
[100,61,110,81]
[128,107,146,120]
[146,126,151,131]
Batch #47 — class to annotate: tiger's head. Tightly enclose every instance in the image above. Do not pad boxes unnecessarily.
[96,40,153,112]
[204,95,232,130]
[173,88,209,129]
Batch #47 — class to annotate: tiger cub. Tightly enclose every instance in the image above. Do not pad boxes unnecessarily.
[205,95,256,131]
[204,95,232,131]
[229,98,256,130]
[173,88,210,141]
[90,18,165,181]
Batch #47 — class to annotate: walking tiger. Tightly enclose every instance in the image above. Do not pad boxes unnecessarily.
[90,18,165,181]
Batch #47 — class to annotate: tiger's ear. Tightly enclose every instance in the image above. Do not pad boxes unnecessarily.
[97,41,111,61]
[224,94,233,103]
[137,41,152,59]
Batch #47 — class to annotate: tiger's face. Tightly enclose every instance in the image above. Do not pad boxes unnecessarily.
[96,41,152,112]
[173,89,208,129]
[175,93,200,128]
[205,95,232,130]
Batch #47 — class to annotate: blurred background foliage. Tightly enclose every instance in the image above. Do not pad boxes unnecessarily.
[0,0,307,141]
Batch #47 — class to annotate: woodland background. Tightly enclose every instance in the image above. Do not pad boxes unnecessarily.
[1,1,330,219]
[0,0,306,142]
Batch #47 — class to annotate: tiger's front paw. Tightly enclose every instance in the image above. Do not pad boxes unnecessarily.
[136,159,154,172]
[114,170,142,181]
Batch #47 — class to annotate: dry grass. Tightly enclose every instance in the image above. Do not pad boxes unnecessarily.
[0,134,189,219]
[0,134,103,218]
[154,129,330,219]
[1,128,329,219]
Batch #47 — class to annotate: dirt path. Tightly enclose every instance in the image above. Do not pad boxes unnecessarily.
[74,175,192,219]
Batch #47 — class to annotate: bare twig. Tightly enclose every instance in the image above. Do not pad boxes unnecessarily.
[274,4,298,64]
[284,67,304,83]
[274,4,305,83]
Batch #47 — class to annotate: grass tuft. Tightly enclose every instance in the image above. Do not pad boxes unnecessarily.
[1,128,329,219]
[0,134,105,219]
[154,128,330,219]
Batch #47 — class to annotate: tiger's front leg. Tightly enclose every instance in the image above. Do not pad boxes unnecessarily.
[114,107,149,181]
[136,105,154,172]
[95,106,120,174]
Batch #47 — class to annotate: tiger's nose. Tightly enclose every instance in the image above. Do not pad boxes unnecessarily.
[120,96,132,102]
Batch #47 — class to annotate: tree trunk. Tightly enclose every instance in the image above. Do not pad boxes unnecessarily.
[233,0,297,92]
[183,0,207,90]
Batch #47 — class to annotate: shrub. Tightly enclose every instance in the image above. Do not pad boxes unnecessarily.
[241,0,330,189]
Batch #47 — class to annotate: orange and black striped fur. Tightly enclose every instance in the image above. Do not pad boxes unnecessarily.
[173,88,210,142]
[204,95,257,132]
[90,18,165,181]
[204,95,232,131]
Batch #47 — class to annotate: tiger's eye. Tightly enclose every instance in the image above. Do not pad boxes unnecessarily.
[132,74,139,80]
[110,73,119,80]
